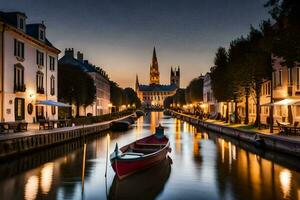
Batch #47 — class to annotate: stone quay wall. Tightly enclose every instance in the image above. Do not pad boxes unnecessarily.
[170,111,300,157]
[0,115,133,159]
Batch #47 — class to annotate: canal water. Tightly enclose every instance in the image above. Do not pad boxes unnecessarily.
[0,112,299,200]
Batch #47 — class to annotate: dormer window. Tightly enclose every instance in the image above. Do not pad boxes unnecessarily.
[39,28,45,41]
[17,15,26,31]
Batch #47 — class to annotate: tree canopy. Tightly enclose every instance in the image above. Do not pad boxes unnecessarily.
[58,63,96,117]
[265,0,300,67]
[185,76,204,103]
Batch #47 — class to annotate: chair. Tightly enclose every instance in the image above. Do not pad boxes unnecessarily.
[276,120,284,133]
[292,121,299,134]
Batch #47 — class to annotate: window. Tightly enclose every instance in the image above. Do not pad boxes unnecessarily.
[36,50,44,66]
[18,16,25,31]
[276,106,283,116]
[39,29,45,41]
[288,68,293,86]
[296,106,300,117]
[278,70,282,86]
[267,82,271,95]
[14,39,24,59]
[36,106,44,121]
[297,68,300,90]
[49,56,55,71]
[14,98,25,120]
[50,76,55,96]
[36,71,44,94]
[273,71,276,88]
[51,106,56,115]
[14,64,25,92]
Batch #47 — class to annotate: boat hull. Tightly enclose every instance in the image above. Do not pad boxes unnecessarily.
[111,144,169,179]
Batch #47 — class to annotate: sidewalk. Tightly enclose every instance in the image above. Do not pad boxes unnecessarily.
[0,114,132,142]
[171,111,300,143]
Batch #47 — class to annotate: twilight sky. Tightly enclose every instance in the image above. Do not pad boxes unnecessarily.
[1,0,269,88]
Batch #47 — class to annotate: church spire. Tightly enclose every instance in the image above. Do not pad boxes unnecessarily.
[135,74,139,92]
[150,46,160,85]
[152,47,158,69]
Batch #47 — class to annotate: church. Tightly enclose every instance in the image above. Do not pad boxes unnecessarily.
[135,47,180,107]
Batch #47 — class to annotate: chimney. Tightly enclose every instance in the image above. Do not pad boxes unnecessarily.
[65,48,74,58]
[77,51,83,63]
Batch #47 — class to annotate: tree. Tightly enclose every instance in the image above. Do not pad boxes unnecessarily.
[185,85,191,104]
[211,47,232,122]
[124,87,141,108]
[244,27,272,126]
[186,76,204,103]
[265,0,300,67]
[58,63,96,117]
[173,89,186,107]
[163,96,174,109]
[110,81,123,110]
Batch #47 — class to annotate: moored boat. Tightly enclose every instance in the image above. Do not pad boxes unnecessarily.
[110,120,131,132]
[110,126,171,179]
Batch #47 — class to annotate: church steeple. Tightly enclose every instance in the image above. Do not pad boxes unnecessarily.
[135,74,139,92]
[152,47,158,68]
[150,47,160,85]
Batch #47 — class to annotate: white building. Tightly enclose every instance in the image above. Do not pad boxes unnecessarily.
[0,11,60,122]
[58,49,110,116]
[203,72,227,117]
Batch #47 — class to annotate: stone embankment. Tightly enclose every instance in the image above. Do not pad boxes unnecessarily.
[0,114,134,159]
[169,110,300,157]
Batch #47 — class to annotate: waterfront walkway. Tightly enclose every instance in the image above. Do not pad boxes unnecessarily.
[169,110,300,157]
[172,110,300,140]
[0,114,132,142]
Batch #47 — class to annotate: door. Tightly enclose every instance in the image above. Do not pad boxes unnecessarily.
[15,98,25,121]
[36,105,44,121]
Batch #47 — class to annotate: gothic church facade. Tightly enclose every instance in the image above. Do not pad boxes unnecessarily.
[135,47,180,107]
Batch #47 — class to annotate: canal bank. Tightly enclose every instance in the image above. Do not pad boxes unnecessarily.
[168,110,300,157]
[0,114,135,159]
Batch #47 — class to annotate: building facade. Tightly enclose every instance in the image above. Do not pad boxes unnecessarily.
[58,49,110,116]
[0,11,60,122]
[136,47,178,107]
[202,72,227,117]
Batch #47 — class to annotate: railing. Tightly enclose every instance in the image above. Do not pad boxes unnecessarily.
[14,84,26,93]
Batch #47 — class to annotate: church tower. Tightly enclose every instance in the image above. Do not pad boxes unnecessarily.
[170,66,180,88]
[150,47,160,85]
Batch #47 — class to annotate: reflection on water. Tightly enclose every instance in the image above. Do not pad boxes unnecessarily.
[0,112,299,200]
[280,169,292,199]
[109,157,171,200]
[25,176,39,200]
[40,162,54,194]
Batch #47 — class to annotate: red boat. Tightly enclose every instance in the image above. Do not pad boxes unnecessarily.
[110,126,171,179]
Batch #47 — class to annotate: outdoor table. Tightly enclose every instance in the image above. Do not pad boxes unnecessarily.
[0,122,28,133]
[57,119,71,128]
[39,121,55,130]
[278,122,293,134]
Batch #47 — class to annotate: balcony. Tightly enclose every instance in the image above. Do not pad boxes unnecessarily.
[14,84,26,93]
[37,87,45,94]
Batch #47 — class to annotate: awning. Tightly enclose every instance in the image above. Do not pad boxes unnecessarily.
[261,99,300,106]
[36,100,71,107]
